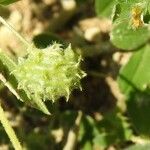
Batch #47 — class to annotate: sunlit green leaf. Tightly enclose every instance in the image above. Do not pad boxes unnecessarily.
[95,0,117,18]
[118,44,150,95]
[110,0,150,50]
[110,22,150,50]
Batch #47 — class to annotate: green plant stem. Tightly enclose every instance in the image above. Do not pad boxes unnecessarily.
[0,102,22,150]
[0,16,30,47]
[0,74,21,100]
[131,136,150,144]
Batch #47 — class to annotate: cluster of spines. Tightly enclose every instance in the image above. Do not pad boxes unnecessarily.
[12,43,86,104]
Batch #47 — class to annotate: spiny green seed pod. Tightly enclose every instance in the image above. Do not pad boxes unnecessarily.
[12,43,86,104]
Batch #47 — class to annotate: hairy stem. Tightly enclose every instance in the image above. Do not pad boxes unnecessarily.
[0,101,22,150]
[0,16,30,47]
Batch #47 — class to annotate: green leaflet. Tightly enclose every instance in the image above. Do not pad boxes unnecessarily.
[110,22,150,50]
[118,45,150,136]
[118,44,150,96]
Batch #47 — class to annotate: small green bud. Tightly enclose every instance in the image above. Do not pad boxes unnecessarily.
[12,43,86,104]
